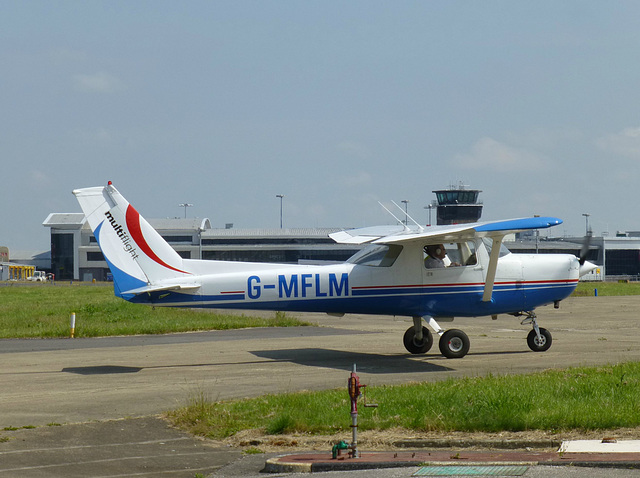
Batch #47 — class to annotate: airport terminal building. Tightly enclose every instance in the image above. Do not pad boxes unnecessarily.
[508,232,640,280]
[42,213,360,281]
[41,212,640,283]
[38,183,640,282]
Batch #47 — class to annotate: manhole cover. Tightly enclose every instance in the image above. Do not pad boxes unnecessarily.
[413,465,528,476]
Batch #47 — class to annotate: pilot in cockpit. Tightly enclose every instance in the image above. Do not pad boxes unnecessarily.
[424,244,460,268]
[424,244,447,268]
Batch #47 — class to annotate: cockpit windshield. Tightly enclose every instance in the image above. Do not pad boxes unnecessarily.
[347,244,402,267]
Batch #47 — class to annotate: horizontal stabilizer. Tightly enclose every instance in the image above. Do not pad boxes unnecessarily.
[121,283,201,296]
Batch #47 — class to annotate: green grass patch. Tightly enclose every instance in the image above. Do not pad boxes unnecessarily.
[574,281,640,296]
[0,283,309,338]
[168,362,640,439]
[243,447,265,455]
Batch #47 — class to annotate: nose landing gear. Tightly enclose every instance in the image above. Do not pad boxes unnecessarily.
[520,311,552,352]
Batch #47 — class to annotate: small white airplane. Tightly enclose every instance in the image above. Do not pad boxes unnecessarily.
[74,182,597,359]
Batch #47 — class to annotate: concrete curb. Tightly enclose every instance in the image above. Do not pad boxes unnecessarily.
[393,438,562,450]
[263,450,640,473]
[264,456,312,474]
[264,455,422,473]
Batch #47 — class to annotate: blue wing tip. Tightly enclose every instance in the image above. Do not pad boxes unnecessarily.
[476,217,563,232]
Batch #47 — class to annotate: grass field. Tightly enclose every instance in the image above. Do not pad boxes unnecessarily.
[0,280,637,339]
[165,281,640,439]
[4,280,640,436]
[0,283,308,338]
[574,281,640,296]
[168,361,640,439]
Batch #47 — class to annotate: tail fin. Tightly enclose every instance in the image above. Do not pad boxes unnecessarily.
[73,182,191,298]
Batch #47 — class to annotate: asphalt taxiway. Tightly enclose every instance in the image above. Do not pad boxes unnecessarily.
[1,295,640,476]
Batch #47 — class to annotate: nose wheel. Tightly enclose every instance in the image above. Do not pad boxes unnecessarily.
[439,329,470,358]
[520,311,553,352]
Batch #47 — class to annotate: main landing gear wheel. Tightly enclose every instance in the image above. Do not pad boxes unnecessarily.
[527,328,552,352]
[439,329,470,359]
[403,326,433,354]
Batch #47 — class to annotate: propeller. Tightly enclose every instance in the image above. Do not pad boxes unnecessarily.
[578,228,598,277]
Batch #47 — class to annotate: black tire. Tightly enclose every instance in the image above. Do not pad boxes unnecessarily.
[403,326,433,354]
[439,329,470,359]
[527,328,552,352]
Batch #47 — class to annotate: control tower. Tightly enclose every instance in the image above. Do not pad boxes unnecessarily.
[429,182,483,226]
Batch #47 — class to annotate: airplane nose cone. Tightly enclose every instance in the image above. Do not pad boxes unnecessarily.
[579,260,598,277]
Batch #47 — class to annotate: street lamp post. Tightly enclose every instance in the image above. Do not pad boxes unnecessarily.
[401,200,409,225]
[582,213,591,235]
[178,203,193,218]
[276,194,285,229]
[424,202,436,226]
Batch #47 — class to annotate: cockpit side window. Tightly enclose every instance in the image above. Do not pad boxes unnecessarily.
[424,241,477,268]
[347,244,403,267]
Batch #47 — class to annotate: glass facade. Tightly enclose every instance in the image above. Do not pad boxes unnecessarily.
[606,250,640,276]
[202,237,335,245]
[202,249,354,264]
[435,190,479,205]
[87,251,105,262]
[436,205,483,224]
[51,233,74,280]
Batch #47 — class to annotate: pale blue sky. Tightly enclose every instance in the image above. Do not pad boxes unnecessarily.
[3,1,640,252]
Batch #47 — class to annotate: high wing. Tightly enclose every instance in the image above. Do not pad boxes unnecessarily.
[331,217,563,302]
[330,217,562,245]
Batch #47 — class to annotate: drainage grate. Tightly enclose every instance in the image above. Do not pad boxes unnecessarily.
[413,465,529,476]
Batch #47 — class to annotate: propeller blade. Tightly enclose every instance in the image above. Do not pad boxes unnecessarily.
[579,228,593,266]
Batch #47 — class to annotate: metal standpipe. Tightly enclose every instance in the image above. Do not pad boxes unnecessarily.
[332,363,378,460]
[348,363,361,458]
[344,363,378,459]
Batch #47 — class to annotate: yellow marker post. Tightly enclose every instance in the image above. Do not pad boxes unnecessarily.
[70,312,76,338]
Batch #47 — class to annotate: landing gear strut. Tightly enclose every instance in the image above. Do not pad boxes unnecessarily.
[403,316,470,359]
[520,311,552,352]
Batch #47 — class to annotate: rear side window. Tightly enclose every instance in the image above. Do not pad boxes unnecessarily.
[347,244,402,267]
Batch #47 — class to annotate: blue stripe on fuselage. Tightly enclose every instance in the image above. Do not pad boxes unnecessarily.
[131,280,576,318]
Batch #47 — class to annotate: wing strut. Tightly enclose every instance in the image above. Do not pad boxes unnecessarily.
[482,236,504,302]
